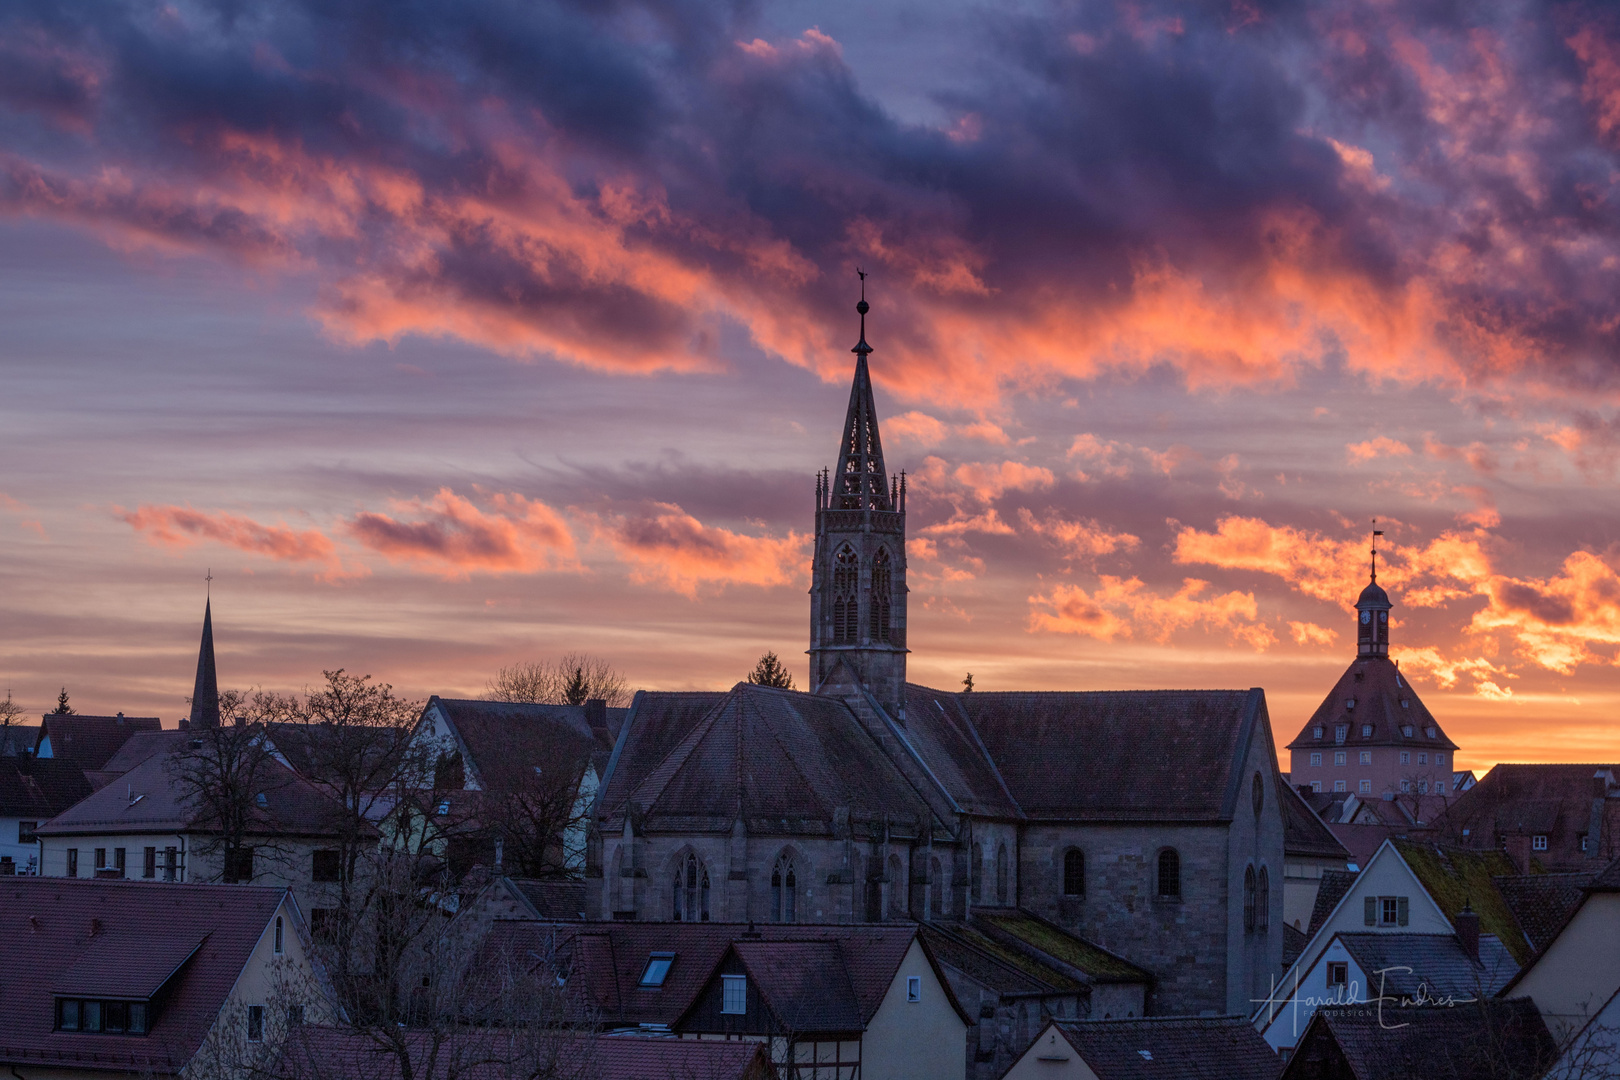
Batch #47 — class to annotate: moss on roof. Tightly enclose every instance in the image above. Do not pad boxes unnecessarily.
[1393,840,1532,965]
[931,923,1086,992]
[974,910,1152,983]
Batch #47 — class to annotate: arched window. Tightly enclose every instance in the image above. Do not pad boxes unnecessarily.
[672,853,709,922]
[1063,849,1084,897]
[1243,865,1257,932]
[1252,772,1265,817]
[1016,1001,1030,1048]
[887,854,906,919]
[1257,867,1269,932]
[1157,848,1180,900]
[871,548,892,643]
[971,844,983,904]
[930,857,944,919]
[995,844,1009,905]
[833,546,859,643]
[771,856,797,923]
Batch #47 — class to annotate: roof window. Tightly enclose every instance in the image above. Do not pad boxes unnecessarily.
[639,952,675,987]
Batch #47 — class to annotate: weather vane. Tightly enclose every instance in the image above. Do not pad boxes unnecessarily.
[1370,521,1383,582]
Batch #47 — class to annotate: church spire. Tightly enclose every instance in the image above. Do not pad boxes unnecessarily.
[830,271,892,512]
[189,595,222,728]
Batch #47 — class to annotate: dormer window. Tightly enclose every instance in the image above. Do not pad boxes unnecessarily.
[640,952,675,987]
[1426,727,1436,739]
[57,998,149,1035]
[1313,727,1323,740]
[1345,698,1355,710]
[1361,725,1372,738]
[721,975,747,1015]
[1401,700,1409,709]
[1335,725,1348,744]
[1402,725,1414,738]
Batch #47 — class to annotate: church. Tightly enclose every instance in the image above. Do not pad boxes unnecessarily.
[586,294,1286,1017]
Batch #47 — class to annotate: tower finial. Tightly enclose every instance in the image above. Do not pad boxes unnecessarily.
[206,567,213,598]
[1370,521,1383,583]
[853,269,871,357]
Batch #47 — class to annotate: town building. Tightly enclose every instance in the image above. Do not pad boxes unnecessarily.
[1284,567,1460,804]
[32,711,161,790]
[1278,999,1556,1080]
[1500,855,1620,1043]
[0,876,325,1079]
[1001,1015,1281,1080]
[584,297,1287,1019]
[1431,763,1620,872]
[0,753,89,875]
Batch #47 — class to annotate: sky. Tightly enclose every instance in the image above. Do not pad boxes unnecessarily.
[4,0,1620,775]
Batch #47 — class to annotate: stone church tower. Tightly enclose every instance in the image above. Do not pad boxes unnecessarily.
[809,287,908,718]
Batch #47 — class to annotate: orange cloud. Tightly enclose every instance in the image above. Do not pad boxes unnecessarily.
[1289,621,1337,646]
[1468,551,1620,674]
[1067,434,1133,480]
[921,508,1017,537]
[1017,509,1140,562]
[886,411,951,448]
[346,489,574,579]
[1029,576,1274,649]
[583,502,807,597]
[1346,436,1412,462]
[120,504,340,568]
[1396,646,1515,698]
[952,461,1055,502]
[1172,516,1369,602]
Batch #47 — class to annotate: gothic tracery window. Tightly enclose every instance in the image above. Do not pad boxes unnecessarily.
[771,856,797,923]
[871,548,892,643]
[1257,867,1270,932]
[672,853,710,922]
[1243,865,1257,932]
[833,545,859,643]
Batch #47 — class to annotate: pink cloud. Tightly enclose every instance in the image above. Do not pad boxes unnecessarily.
[581,502,807,597]
[119,504,341,568]
[346,489,575,579]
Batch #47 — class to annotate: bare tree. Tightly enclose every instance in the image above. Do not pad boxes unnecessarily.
[484,655,628,708]
[0,690,25,750]
[747,652,795,690]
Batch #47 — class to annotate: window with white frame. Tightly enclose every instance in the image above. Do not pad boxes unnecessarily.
[1418,753,1427,765]
[1335,725,1348,743]
[1327,962,1348,987]
[1360,780,1371,793]
[1401,779,1410,792]
[1400,751,1410,765]
[1314,727,1323,739]
[247,1005,265,1043]
[721,975,747,1015]
[1334,780,1346,792]
[1360,751,1372,765]
[1310,752,1322,767]
[1532,835,1548,851]
[1311,781,1322,793]
[1435,753,1445,765]
[1334,751,1346,766]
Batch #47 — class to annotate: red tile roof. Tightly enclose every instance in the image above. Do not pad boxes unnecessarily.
[1285,656,1457,752]
[0,877,287,1075]
[1431,763,1620,869]
[1048,1015,1281,1080]
[36,714,162,772]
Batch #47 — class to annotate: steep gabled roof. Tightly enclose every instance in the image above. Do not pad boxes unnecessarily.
[1431,763,1620,866]
[0,756,92,819]
[899,684,1022,818]
[1493,872,1594,953]
[1287,999,1555,1080]
[1307,870,1359,936]
[1392,840,1531,964]
[953,689,1265,821]
[425,698,609,793]
[1287,656,1456,752]
[622,684,934,836]
[0,878,288,1075]
[1334,932,1518,998]
[727,940,866,1033]
[1282,782,1352,861]
[596,691,728,826]
[35,713,162,771]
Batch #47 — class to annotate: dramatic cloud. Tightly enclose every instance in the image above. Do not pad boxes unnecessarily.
[1017,509,1140,563]
[1029,577,1274,649]
[346,489,574,579]
[120,504,341,569]
[581,502,807,596]
[3,0,1619,403]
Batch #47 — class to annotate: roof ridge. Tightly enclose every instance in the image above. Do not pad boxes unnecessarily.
[626,694,732,816]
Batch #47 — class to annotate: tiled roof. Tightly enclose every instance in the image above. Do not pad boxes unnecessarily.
[1285,656,1457,752]
[36,743,346,839]
[92,730,188,782]
[485,921,925,1030]
[36,714,162,771]
[506,878,587,921]
[1392,840,1532,964]
[283,1028,769,1080]
[1291,999,1555,1080]
[1048,1015,1281,1080]
[427,699,611,793]
[970,908,1151,983]
[1328,822,1412,866]
[1493,872,1593,952]
[953,689,1264,820]
[1432,764,1620,869]
[596,691,728,825]
[618,685,934,836]
[0,877,286,1074]
[1282,782,1352,861]
[1,724,39,756]
[0,756,92,819]
[1283,923,1308,969]
[1588,852,1620,891]
[1334,932,1518,998]
[729,940,866,1033]
[1306,870,1358,937]
[919,923,1079,994]
[898,684,1022,817]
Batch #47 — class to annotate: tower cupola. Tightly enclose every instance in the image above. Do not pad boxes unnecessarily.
[1356,530,1391,657]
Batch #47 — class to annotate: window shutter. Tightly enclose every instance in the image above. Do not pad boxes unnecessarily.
[1397,896,1409,926]
[1364,897,1377,926]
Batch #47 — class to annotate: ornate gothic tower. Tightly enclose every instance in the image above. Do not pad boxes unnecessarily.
[809,286,908,717]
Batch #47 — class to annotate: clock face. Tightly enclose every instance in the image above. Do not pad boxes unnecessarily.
[1361,610,1371,625]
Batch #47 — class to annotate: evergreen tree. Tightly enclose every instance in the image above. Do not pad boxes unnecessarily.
[748,652,796,690]
[962,672,974,693]
[51,687,74,714]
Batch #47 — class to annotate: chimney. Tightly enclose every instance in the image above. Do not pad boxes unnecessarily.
[583,698,607,732]
[179,718,190,732]
[1455,899,1480,963]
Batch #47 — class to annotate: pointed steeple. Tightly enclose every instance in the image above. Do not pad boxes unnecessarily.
[830,273,893,512]
[189,598,222,728]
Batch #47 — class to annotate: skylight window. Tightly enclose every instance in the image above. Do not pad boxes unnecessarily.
[640,952,675,987]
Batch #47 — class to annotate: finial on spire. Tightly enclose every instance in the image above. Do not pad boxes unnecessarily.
[205,567,213,598]
[852,269,871,357]
[1370,521,1383,583]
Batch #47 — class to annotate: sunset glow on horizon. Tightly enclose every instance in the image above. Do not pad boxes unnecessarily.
[5,0,1620,776]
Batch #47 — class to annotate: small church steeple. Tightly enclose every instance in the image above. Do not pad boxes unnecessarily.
[810,276,908,717]
[189,584,222,728]
[1355,528,1391,657]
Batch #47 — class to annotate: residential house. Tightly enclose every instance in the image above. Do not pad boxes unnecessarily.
[0,753,90,874]
[1001,1016,1281,1080]
[482,920,969,1080]
[1281,782,1352,932]
[1256,838,1533,1056]
[1500,855,1620,1042]
[1431,763,1620,872]
[1494,870,1594,953]
[1,723,40,757]
[0,876,327,1078]
[32,712,161,789]
[1278,999,1557,1080]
